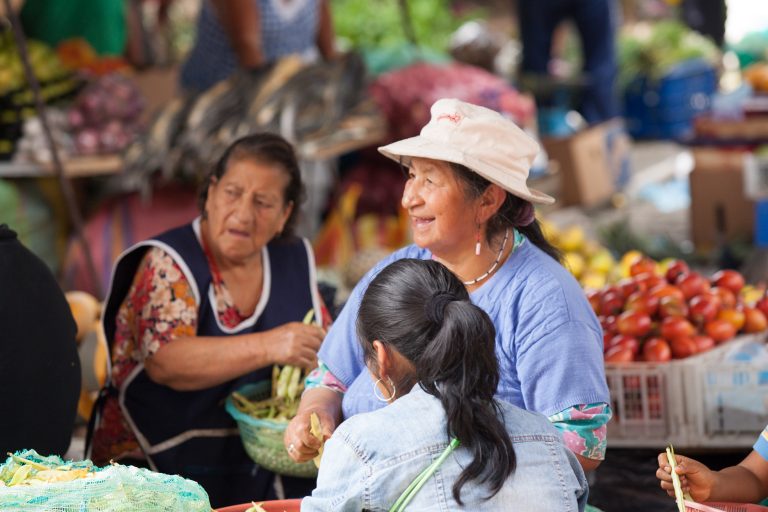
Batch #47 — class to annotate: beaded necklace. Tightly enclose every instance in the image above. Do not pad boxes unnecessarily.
[461,228,513,286]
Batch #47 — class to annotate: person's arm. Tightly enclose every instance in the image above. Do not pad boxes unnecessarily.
[210,0,264,68]
[315,0,336,61]
[284,386,342,462]
[144,321,323,391]
[549,402,612,472]
[657,451,768,503]
[127,247,323,391]
[658,427,768,504]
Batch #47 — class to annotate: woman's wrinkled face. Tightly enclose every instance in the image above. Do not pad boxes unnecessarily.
[204,158,293,263]
[401,157,476,257]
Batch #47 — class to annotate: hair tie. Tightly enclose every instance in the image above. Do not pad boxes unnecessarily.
[514,201,535,227]
[426,291,455,325]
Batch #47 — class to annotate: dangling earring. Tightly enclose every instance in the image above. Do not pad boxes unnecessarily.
[373,377,396,403]
[475,224,481,256]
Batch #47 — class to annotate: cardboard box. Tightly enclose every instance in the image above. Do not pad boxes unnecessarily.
[689,147,755,250]
[542,119,630,208]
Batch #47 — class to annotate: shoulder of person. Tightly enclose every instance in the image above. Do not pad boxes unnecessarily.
[496,399,563,441]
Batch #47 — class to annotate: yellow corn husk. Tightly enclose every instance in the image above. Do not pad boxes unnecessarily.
[310,412,325,468]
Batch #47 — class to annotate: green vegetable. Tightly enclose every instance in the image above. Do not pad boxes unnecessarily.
[331,0,484,53]
[618,21,720,89]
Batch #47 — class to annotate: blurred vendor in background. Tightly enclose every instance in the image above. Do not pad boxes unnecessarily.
[516,0,620,124]
[179,0,336,93]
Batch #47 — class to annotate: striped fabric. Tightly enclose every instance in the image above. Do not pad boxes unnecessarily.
[180,0,319,93]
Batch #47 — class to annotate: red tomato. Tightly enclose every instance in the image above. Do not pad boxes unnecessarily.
[604,345,635,363]
[692,335,715,353]
[670,336,698,359]
[705,319,737,343]
[711,269,745,296]
[743,307,768,334]
[642,337,672,362]
[660,317,696,341]
[616,311,653,338]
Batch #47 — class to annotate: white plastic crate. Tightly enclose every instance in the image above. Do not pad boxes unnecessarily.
[606,359,688,447]
[683,333,768,447]
[606,333,767,448]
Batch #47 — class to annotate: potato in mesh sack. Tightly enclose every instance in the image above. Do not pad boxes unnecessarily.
[0,450,211,511]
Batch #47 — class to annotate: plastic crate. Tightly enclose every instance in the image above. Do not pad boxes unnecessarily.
[606,334,767,448]
[624,58,717,140]
[606,358,688,447]
[683,334,768,447]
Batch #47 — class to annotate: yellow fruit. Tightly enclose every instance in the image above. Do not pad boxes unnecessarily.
[563,252,586,278]
[539,218,559,244]
[580,271,607,291]
[741,285,763,306]
[588,249,615,275]
[65,291,101,341]
[619,250,643,278]
[559,226,586,253]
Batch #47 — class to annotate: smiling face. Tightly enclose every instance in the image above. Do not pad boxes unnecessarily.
[203,158,293,265]
[401,157,479,258]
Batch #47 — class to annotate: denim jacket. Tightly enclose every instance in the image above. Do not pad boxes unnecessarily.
[302,386,588,512]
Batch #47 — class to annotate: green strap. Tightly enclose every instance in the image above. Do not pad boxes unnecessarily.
[388,438,460,512]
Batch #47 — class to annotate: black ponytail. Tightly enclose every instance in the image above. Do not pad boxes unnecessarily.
[449,163,562,263]
[356,259,516,505]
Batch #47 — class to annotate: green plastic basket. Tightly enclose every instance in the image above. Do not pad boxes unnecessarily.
[225,381,318,479]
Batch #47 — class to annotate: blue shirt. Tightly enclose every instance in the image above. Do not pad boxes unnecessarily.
[180,0,320,93]
[317,239,610,420]
[755,426,768,461]
[302,386,588,512]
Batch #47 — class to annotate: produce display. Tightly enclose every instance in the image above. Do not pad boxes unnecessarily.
[0,450,211,511]
[540,220,618,291]
[618,20,720,89]
[14,72,144,163]
[0,34,78,160]
[592,254,767,363]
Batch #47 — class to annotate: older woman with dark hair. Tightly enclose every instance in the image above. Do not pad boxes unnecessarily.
[286,98,611,474]
[89,133,326,507]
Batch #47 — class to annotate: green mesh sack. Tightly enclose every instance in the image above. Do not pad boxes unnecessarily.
[226,382,318,479]
[0,450,211,511]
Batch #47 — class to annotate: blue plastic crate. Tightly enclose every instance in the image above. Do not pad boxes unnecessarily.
[755,200,768,248]
[623,59,717,140]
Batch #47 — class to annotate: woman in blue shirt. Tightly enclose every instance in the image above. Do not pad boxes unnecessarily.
[286,98,611,473]
[302,258,587,511]
[180,0,336,93]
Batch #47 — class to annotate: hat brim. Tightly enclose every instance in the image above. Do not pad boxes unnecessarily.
[379,136,555,205]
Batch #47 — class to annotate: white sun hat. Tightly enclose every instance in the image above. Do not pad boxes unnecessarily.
[378,98,555,205]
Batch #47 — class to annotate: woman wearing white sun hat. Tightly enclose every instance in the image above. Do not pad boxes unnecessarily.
[285,98,611,473]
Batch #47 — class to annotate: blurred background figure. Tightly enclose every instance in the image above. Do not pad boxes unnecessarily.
[0,223,81,457]
[179,0,336,93]
[516,0,620,125]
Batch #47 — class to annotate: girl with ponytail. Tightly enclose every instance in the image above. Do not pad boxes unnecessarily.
[302,259,587,511]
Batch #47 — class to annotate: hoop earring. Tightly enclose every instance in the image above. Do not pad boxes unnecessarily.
[373,377,396,403]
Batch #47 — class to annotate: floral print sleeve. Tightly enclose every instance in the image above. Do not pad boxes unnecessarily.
[126,247,198,360]
[305,360,348,394]
[549,402,612,461]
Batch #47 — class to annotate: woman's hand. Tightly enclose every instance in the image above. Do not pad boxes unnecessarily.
[266,322,324,369]
[656,452,716,502]
[284,387,341,463]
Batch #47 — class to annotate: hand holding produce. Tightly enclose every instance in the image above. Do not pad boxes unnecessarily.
[656,450,717,503]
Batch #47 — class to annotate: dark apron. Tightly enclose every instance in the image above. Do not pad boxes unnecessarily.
[99,222,318,507]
